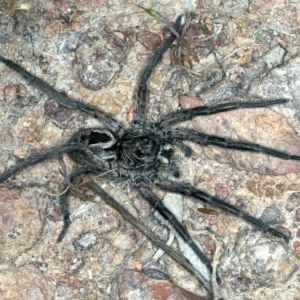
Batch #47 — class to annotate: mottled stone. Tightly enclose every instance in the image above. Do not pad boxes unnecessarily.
[0,264,54,300]
[137,30,162,51]
[294,208,300,223]
[219,231,298,292]
[95,205,121,233]
[3,83,25,103]
[185,23,205,39]
[13,9,38,36]
[4,84,18,103]
[39,10,61,37]
[73,231,99,251]
[0,188,44,257]
[214,184,229,200]
[245,175,287,200]
[0,126,17,151]
[92,92,122,115]
[75,29,130,90]
[44,99,73,122]
[112,270,209,300]
[286,192,300,212]
[261,205,282,225]
[133,197,152,219]
[66,256,85,276]
[110,229,138,250]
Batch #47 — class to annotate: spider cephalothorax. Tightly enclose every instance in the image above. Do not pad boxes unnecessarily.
[116,128,164,169]
[0,15,298,294]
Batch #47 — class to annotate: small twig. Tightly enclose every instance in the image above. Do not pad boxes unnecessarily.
[136,5,180,38]
[58,156,76,190]
[76,169,117,189]
[46,186,69,197]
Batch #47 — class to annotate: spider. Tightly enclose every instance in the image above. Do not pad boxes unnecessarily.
[0,15,297,293]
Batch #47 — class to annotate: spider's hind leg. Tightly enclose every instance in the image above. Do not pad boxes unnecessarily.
[154,177,289,242]
[136,182,213,273]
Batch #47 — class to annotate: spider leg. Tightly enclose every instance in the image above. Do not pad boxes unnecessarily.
[88,180,213,294]
[136,182,212,273]
[154,177,289,241]
[57,165,123,242]
[0,143,82,184]
[156,99,288,128]
[57,166,101,242]
[133,16,182,124]
[168,128,300,161]
[0,56,122,134]
[174,140,193,157]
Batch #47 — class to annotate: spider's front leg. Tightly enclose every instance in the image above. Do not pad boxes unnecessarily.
[0,56,122,134]
[0,143,81,184]
[133,16,182,124]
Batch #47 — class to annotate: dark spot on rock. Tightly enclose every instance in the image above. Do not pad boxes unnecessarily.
[0,33,13,43]
[286,192,300,212]
[294,208,300,223]
[66,256,85,275]
[261,205,282,225]
[44,99,73,122]
[13,10,37,36]
[185,23,205,39]
[73,231,99,251]
[216,31,231,47]
[7,114,20,125]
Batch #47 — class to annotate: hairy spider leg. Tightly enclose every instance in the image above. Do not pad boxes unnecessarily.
[0,143,81,184]
[87,181,213,293]
[57,164,122,242]
[0,56,122,134]
[57,167,214,292]
[156,99,288,128]
[137,183,212,273]
[169,128,300,161]
[133,16,182,124]
[154,177,289,241]
[58,165,215,287]
[56,166,101,242]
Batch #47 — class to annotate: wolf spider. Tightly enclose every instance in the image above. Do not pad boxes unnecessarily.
[0,16,297,292]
